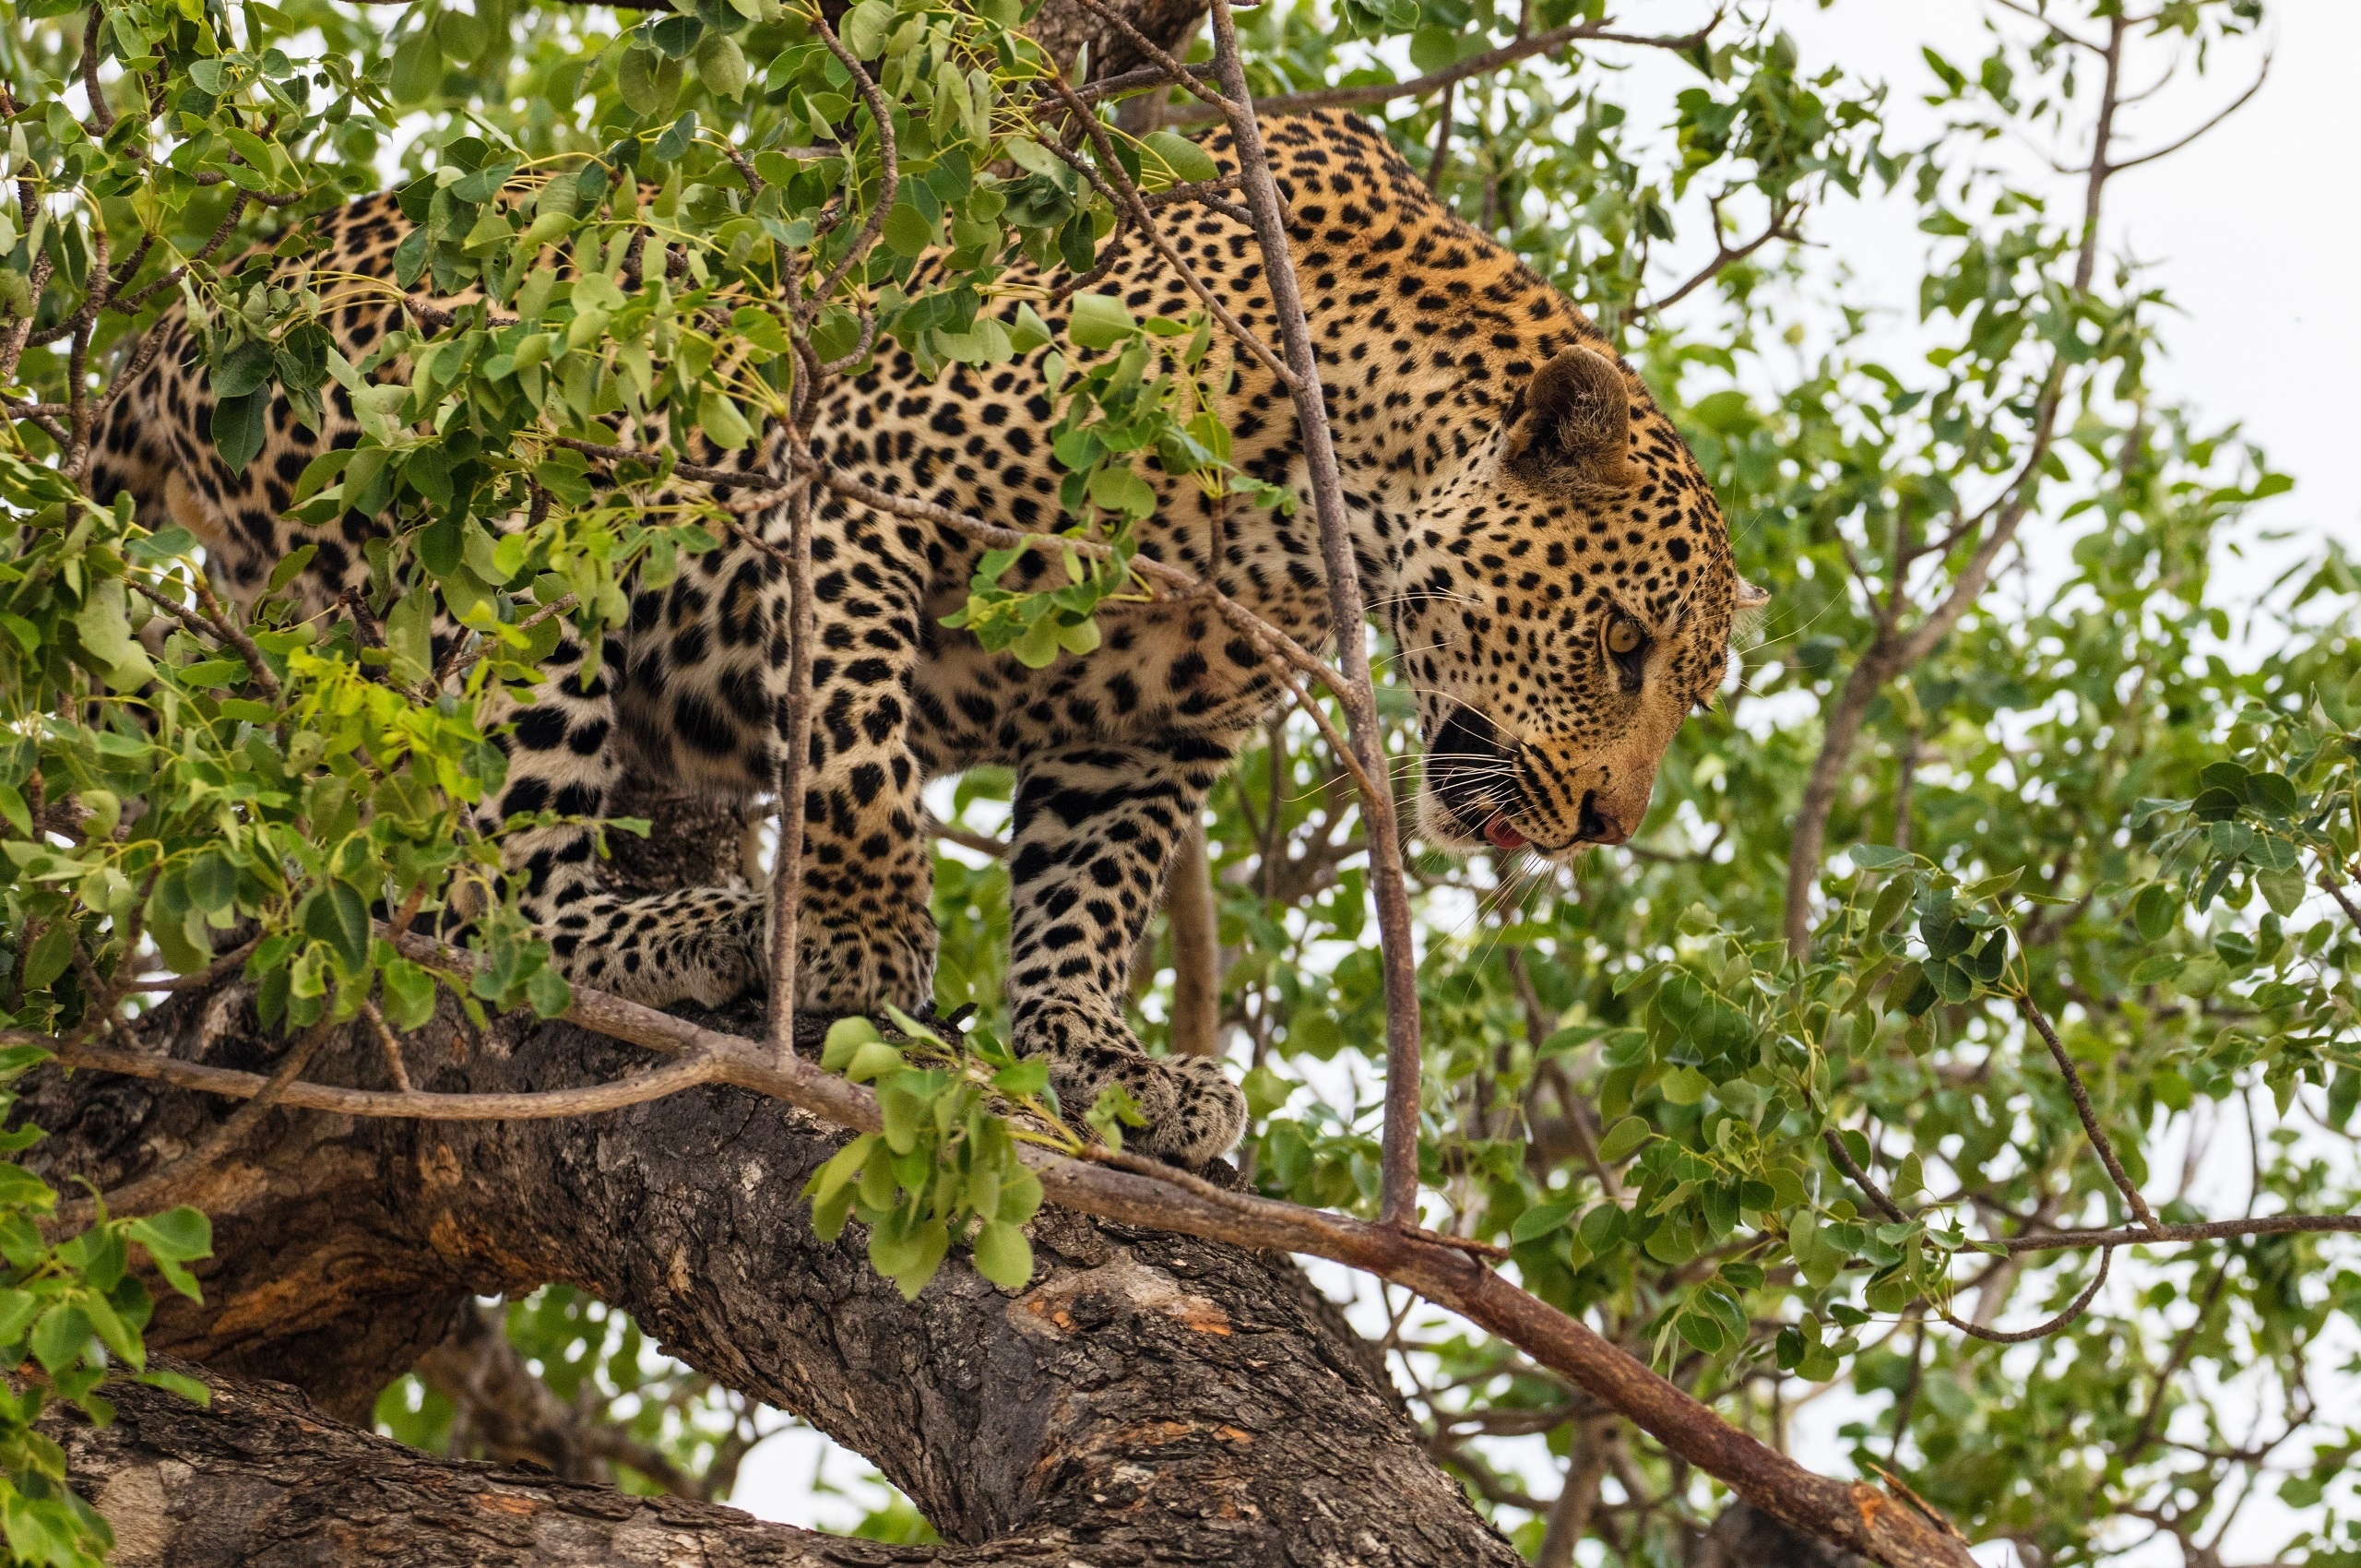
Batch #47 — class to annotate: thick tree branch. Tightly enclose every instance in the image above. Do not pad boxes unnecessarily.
[48,1360,957,1566]
[26,992,1525,1565]
[27,955,1975,1568]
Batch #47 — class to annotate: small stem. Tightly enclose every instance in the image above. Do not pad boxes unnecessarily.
[767,476,814,1065]
[1204,0,1424,1231]
[1936,1246,2111,1344]
[2016,991,2158,1232]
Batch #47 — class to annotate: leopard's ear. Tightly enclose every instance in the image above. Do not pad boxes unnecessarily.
[1506,346,1632,488]
[1732,576,1772,636]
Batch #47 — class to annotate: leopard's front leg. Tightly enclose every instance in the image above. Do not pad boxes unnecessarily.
[1005,740,1247,1165]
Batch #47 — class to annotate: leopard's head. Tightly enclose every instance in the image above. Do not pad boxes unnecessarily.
[1393,342,1764,859]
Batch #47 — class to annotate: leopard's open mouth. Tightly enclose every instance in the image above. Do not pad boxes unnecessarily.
[1481,813,1528,850]
[1426,705,1532,849]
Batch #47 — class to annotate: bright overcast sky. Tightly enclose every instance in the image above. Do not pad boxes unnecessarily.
[1783,0,2358,560]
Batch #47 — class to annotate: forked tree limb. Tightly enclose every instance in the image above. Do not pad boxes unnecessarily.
[26,944,1976,1568]
[24,987,1525,1566]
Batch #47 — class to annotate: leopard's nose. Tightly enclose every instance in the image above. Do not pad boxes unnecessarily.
[1574,791,1627,845]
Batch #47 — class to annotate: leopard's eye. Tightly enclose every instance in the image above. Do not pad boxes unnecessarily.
[1602,612,1651,690]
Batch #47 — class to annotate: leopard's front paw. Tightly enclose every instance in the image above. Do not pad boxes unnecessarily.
[1025,1001,1247,1166]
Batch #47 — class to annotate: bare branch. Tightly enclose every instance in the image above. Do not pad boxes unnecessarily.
[53,1037,728,1122]
[2002,1214,2361,1253]
[1168,12,1721,123]
[2017,990,2159,1233]
[1937,1246,2111,1344]
[1648,200,1799,313]
[1066,0,1238,117]
[1989,0,2106,55]
[1205,0,1428,1229]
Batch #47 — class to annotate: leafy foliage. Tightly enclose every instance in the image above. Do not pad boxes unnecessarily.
[2,0,2348,1560]
[0,1047,209,1567]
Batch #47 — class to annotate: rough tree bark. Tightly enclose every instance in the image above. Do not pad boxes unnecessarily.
[24,956,1522,1564]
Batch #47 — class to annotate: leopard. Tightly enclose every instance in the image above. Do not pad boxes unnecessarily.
[90,110,1764,1166]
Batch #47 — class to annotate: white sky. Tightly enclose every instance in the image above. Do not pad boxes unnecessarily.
[724,0,2361,1550]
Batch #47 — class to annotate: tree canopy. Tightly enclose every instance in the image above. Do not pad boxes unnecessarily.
[0,0,2353,1565]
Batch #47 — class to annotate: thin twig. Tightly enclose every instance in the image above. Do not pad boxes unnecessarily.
[128,578,282,701]
[1206,0,1425,1229]
[57,1038,726,1122]
[1168,13,1721,123]
[2001,1214,2361,1253]
[361,997,414,1093]
[1937,1246,2111,1344]
[802,18,896,317]
[1036,77,1297,389]
[2017,991,2159,1232]
[56,1020,333,1224]
[767,467,815,1065]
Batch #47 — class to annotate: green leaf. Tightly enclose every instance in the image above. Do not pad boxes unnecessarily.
[305,885,374,972]
[29,1302,90,1372]
[2256,865,2306,918]
[2130,883,2179,942]
[697,388,753,451]
[75,576,155,685]
[823,1016,882,1071]
[22,919,78,992]
[970,1220,1034,1289]
[997,1165,1043,1226]
[1008,303,1053,355]
[1511,1197,1579,1243]
[1140,130,1218,184]
[654,109,700,163]
[840,0,896,58]
[1658,1066,1710,1105]
[992,1061,1050,1097]
[1596,1114,1651,1163]
[617,45,669,114]
[1847,844,1914,869]
[136,1367,212,1406]
[694,32,749,99]
[212,388,269,474]
[882,202,934,257]
[390,29,445,101]
[525,965,572,1019]
[806,1134,877,1206]
[380,958,439,1030]
[845,1039,905,1085]
[1067,293,1136,350]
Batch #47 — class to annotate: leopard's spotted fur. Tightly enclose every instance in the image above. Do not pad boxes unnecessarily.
[91,112,1756,1163]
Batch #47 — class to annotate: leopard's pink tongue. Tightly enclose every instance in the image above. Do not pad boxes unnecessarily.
[1484,814,1528,850]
